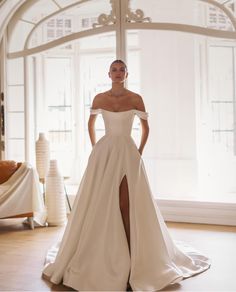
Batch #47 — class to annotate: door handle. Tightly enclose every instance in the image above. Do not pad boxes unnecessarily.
[1,92,4,136]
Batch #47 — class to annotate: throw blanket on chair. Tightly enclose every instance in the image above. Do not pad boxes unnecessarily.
[0,162,46,225]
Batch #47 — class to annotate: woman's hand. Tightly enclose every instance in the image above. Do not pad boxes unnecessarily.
[138,148,143,156]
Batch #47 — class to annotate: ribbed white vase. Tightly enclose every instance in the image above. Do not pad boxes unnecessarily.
[35,133,50,180]
[45,160,67,226]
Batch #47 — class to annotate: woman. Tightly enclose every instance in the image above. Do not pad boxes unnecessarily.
[88,60,149,254]
[42,60,210,291]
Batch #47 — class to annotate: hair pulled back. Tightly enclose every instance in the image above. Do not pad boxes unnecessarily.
[110,59,127,71]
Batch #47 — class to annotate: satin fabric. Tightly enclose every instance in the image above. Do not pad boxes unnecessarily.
[42,109,210,291]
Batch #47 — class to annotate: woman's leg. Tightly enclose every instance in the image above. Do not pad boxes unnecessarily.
[119,175,132,290]
[119,175,130,253]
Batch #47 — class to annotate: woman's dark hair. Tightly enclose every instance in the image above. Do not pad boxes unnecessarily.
[110,59,127,70]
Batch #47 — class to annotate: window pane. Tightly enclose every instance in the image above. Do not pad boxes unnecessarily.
[8,139,25,162]
[79,52,115,151]
[7,86,24,112]
[209,45,235,155]
[130,0,197,25]
[44,57,73,176]
[209,46,234,101]
[7,113,24,139]
[29,0,112,49]
[130,0,233,30]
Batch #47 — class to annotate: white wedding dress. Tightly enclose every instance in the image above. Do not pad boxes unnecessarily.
[42,108,210,291]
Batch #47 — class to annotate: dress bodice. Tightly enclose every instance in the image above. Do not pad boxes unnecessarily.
[90,108,149,137]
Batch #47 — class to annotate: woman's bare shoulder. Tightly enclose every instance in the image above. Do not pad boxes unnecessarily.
[91,92,109,109]
[128,91,146,111]
[126,90,142,99]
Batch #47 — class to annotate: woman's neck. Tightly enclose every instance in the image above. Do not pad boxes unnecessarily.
[110,83,126,97]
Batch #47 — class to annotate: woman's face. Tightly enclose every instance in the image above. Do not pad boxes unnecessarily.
[109,62,128,83]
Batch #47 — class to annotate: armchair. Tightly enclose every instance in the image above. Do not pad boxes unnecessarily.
[0,160,46,229]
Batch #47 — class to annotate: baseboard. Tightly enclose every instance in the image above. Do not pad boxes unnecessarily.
[67,192,236,226]
[156,198,236,226]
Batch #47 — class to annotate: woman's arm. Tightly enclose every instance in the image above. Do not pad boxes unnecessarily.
[88,114,97,147]
[139,119,149,155]
[134,94,150,155]
[88,95,100,147]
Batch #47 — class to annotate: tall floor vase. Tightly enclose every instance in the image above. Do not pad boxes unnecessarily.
[35,133,50,181]
[45,160,67,226]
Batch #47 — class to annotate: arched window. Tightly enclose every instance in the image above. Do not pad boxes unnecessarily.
[1,0,236,211]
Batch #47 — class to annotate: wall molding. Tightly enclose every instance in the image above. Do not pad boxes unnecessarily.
[156,198,236,226]
[68,192,236,226]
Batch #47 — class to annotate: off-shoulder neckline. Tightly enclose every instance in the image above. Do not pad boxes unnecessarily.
[90,108,147,114]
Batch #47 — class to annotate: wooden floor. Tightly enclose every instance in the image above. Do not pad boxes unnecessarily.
[0,219,235,291]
